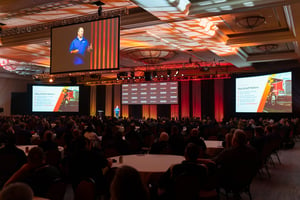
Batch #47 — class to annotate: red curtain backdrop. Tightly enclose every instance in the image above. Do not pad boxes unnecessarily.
[143,105,157,119]
[105,85,112,116]
[171,104,179,119]
[192,80,201,118]
[214,79,224,122]
[181,81,190,118]
[122,104,129,118]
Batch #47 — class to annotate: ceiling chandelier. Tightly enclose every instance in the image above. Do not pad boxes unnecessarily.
[122,49,176,64]
[236,16,266,29]
[256,44,278,53]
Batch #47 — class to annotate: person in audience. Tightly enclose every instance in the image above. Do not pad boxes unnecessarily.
[213,129,259,193]
[67,136,111,189]
[110,165,149,200]
[150,132,171,154]
[158,143,208,199]
[249,126,266,153]
[223,128,235,148]
[185,128,206,157]
[15,123,31,145]
[39,130,58,152]
[4,147,61,197]
[0,182,33,200]
[0,133,27,188]
[169,125,185,155]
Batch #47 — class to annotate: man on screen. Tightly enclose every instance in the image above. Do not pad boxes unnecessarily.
[69,27,92,66]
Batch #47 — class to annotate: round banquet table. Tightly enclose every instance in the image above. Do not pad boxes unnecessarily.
[17,145,64,157]
[109,154,185,184]
[204,140,224,157]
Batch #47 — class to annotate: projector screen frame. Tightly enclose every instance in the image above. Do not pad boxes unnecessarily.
[30,84,81,114]
[50,15,120,74]
[235,70,293,114]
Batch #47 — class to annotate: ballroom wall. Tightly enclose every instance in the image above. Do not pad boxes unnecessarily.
[1,78,33,115]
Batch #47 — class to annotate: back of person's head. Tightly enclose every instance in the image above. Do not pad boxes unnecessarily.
[224,133,233,148]
[254,126,265,137]
[0,182,33,200]
[27,147,44,165]
[184,143,200,161]
[19,123,26,130]
[159,132,169,142]
[5,132,16,146]
[265,125,273,134]
[190,128,199,137]
[110,165,149,200]
[43,130,53,141]
[232,129,247,147]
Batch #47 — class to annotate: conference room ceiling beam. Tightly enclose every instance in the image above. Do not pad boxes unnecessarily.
[226,30,295,47]
[246,51,299,62]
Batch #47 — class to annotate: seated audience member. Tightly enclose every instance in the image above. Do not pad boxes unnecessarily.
[39,130,58,152]
[185,128,207,157]
[0,133,27,188]
[15,123,32,145]
[222,128,235,148]
[110,165,149,200]
[0,182,33,200]
[150,132,171,154]
[214,129,259,192]
[158,143,208,199]
[249,126,266,153]
[4,147,61,197]
[67,136,111,189]
[169,126,185,156]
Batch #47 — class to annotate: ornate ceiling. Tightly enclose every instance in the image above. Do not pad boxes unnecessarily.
[0,0,299,82]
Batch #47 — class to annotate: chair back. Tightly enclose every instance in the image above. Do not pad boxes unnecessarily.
[173,175,201,200]
[45,149,61,167]
[47,178,66,200]
[74,178,96,200]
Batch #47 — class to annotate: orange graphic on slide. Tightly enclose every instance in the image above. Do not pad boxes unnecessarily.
[257,75,275,112]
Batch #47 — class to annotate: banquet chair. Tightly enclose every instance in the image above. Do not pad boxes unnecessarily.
[173,175,202,200]
[45,149,62,168]
[74,177,96,200]
[218,161,258,200]
[46,178,66,200]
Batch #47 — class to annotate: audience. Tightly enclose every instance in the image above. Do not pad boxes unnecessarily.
[0,115,295,199]
[110,165,149,200]
[0,133,27,188]
[4,147,61,197]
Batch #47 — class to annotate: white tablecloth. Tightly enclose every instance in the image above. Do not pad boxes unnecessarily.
[17,145,64,156]
[110,154,185,173]
[204,140,224,157]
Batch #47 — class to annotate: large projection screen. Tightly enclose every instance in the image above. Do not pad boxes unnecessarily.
[122,82,178,104]
[51,16,119,73]
[32,85,79,112]
[236,71,292,113]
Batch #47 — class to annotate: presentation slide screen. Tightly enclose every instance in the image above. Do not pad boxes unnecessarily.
[122,82,178,104]
[32,86,79,112]
[51,16,119,74]
[236,72,292,113]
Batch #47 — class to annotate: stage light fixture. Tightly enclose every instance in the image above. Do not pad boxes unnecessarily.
[93,1,105,16]
[167,70,171,77]
[70,77,77,85]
